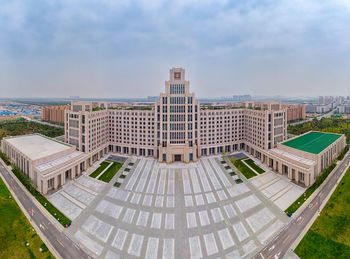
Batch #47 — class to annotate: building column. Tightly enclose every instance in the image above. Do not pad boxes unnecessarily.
[43,180,48,194]
[305,173,310,187]
[295,171,299,184]
[287,167,292,180]
[61,173,65,186]
[54,176,58,190]
[278,162,282,175]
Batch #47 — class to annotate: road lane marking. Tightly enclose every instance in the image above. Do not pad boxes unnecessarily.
[260,252,265,259]
[298,218,305,225]
[42,222,48,229]
[57,239,64,248]
[282,235,290,244]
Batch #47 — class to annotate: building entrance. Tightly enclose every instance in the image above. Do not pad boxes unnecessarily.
[174,154,182,162]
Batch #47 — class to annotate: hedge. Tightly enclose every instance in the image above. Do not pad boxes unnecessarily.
[11,166,71,227]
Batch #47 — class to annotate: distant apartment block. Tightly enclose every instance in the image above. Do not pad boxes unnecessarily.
[337,104,350,114]
[282,104,306,122]
[306,103,332,114]
[42,105,70,124]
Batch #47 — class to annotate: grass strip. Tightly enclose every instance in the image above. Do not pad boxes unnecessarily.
[232,158,257,179]
[11,166,71,227]
[285,162,336,215]
[244,159,265,174]
[98,162,123,183]
[295,168,350,258]
[0,177,53,258]
[89,161,110,178]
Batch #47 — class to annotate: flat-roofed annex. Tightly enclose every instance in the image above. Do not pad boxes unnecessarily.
[282,131,341,155]
[5,134,72,161]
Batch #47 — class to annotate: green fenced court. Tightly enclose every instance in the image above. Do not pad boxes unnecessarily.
[282,131,341,154]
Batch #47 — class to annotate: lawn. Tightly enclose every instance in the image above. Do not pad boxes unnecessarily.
[295,168,350,259]
[244,159,265,174]
[285,162,336,214]
[89,161,111,178]
[98,162,123,183]
[232,158,257,179]
[0,177,53,259]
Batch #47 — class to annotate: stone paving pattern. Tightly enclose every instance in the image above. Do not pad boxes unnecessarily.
[49,156,290,258]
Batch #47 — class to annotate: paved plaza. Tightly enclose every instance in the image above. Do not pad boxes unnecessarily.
[49,156,290,258]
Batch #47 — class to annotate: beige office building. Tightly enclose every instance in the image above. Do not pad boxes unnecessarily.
[1,68,345,194]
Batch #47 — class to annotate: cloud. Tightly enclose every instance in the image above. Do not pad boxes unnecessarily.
[0,0,350,97]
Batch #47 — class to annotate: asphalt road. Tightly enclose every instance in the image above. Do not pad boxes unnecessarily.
[22,116,64,129]
[0,162,90,259]
[253,152,350,259]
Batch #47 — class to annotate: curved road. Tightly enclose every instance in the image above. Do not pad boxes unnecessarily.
[253,152,350,259]
[0,162,90,259]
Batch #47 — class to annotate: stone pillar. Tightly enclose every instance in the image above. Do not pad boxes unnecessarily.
[43,180,48,194]
[70,169,74,180]
[287,167,292,180]
[295,171,299,183]
[61,173,65,186]
[54,176,58,190]
[278,162,283,175]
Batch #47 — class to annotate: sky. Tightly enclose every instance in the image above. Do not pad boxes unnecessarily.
[1,0,350,98]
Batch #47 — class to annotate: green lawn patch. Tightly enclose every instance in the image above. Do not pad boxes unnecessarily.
[232,158,257,179]
[98,162,123,183]
[295,168,350,259]
[0,177,53,259]
[11,165,71,227]
[285,162,336,215]
[89,161,110,178]
[244,159,265,174]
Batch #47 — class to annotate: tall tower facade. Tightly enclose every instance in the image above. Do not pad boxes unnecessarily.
[155,68,200,163]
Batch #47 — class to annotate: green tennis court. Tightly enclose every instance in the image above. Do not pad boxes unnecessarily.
[282,131,341,154]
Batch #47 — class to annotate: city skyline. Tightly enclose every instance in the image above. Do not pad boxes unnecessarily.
[1,0,350,98]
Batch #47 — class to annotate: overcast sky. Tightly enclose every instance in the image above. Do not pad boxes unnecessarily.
[1,0,350,98]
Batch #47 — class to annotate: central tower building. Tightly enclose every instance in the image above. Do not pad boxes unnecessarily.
[156,68,200,163]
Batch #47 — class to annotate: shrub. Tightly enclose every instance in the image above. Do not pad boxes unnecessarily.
[125,168,130,172]
[225,165,231,169]
[285,162,337,214]
[235,179,243,183]
[0,151,10,165]
[337,145,349,161]
[114,182,121,187]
